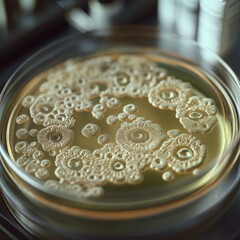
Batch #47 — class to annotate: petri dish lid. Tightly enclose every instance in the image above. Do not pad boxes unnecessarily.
[0,27,239,219]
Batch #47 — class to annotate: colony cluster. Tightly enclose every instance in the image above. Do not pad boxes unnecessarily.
[14,55,217,198]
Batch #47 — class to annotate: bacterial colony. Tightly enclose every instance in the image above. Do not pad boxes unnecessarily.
[9,54,221,199]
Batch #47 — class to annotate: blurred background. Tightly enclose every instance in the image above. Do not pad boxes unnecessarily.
[0,0,240,89]
[0,0,240,239]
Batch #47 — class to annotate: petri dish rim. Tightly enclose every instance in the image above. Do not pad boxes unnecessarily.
[0,26,239,219]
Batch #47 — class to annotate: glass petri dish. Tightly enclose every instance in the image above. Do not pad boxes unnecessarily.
[0,27,239,239]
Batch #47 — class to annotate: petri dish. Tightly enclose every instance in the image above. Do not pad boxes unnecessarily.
[0,27,239,239]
